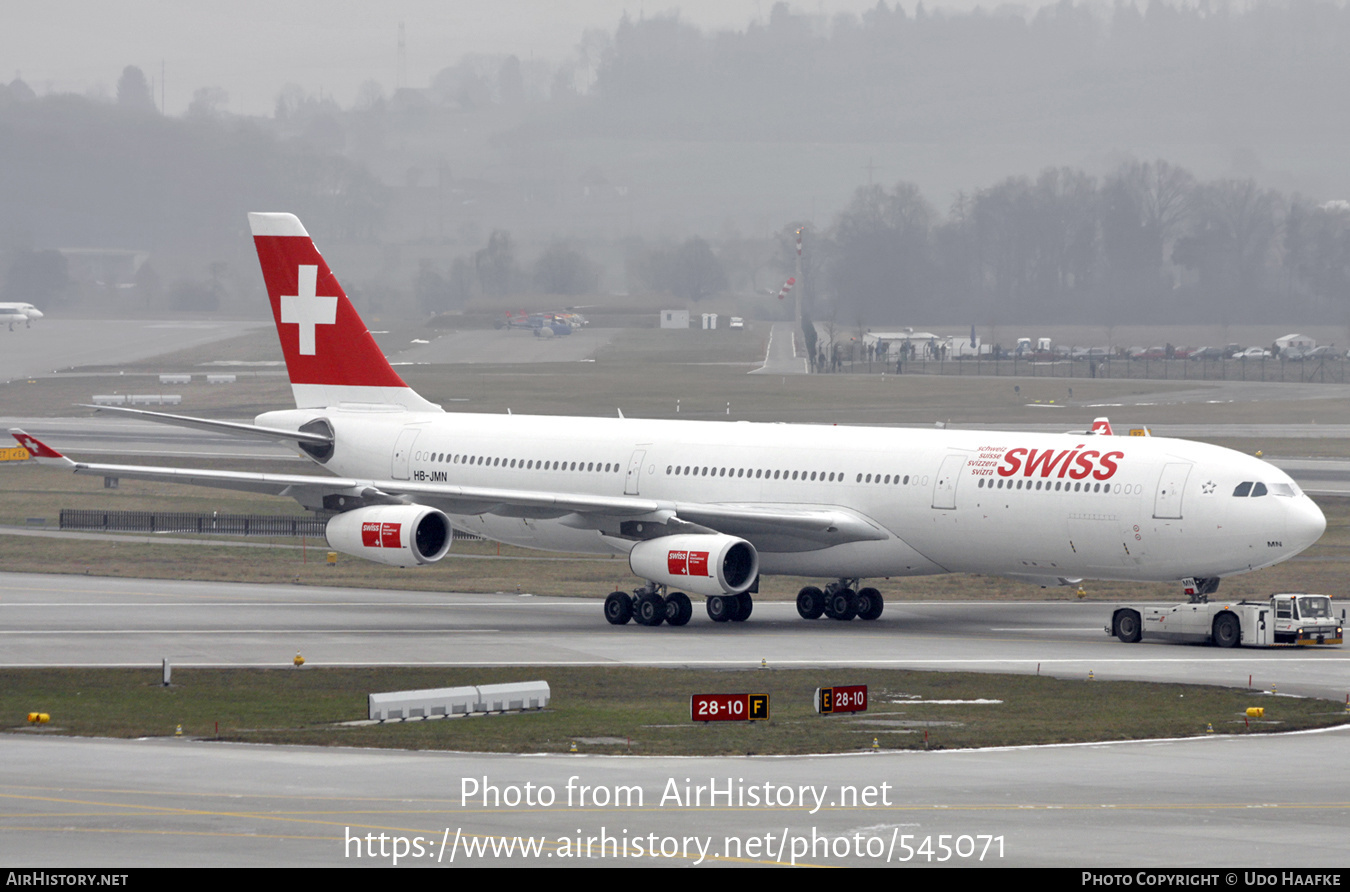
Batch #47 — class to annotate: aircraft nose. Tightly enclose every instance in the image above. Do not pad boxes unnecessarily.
[1289,497,1327,553]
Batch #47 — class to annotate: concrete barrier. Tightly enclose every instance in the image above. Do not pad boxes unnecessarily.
[369,681,550,721]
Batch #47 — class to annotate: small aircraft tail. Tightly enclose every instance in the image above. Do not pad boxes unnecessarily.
[249,213,439,412]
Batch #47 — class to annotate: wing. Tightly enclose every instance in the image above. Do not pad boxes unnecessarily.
[12,429,888,551]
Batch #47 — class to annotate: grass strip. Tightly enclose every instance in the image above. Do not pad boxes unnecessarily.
[4,666,1343,756]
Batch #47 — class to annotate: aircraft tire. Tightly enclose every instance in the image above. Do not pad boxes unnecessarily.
[732,593,753,622]
[1115,609,1142,643]
[826,588,857,621]
[665,592,693,626]
[707,595,734,623]
[856,588,884,621]
[635,592,666,626]
[604,591,633,625]
[1212,612,1240,648]
[796,586,825,620]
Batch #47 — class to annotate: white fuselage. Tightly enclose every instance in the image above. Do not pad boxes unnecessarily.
[259,406,1326,586]
[0,302,43,324]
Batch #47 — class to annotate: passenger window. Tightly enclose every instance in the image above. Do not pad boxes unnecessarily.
[1233,482,1252,497]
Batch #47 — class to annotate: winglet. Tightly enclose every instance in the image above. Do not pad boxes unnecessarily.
[9,429,76,467]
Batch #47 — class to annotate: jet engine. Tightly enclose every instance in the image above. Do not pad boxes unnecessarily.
[628,534,759,598]
[326,505,452,567]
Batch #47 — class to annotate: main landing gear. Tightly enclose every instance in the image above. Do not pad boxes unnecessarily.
[603,579,884,626]
[604,583,695,627]
[796,579,884,622]
[603,583,751,627]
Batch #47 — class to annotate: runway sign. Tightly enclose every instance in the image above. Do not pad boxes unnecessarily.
[691,693,769,722]
[816,685,868,714]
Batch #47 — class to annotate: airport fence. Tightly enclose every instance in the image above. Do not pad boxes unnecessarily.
[832,355,1350,383]
[60,509,329,538]
[58,509,487,543]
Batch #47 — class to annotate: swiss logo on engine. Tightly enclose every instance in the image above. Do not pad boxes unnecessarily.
[668,550,710,576]
[361,521,402,548]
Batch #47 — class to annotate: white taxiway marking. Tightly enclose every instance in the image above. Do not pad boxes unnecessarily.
[989,627,1104,632]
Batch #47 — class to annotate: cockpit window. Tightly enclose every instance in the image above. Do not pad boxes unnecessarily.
[1297,596,1332,619]
[1233,482,1252,497]
[1251,482,1267,497]
[1270,483,1296,497]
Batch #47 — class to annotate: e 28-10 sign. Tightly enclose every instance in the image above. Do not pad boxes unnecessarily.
[691,693,769,722]
[816,685,868,714]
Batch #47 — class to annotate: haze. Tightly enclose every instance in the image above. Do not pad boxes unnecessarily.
[3,0,1348,333]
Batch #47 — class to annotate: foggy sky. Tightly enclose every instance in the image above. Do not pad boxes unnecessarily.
[1,0,1034,117]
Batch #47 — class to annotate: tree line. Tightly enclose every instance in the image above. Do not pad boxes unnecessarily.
[804,162,1350,326]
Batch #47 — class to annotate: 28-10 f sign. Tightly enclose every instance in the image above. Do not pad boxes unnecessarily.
[691,693,769,722]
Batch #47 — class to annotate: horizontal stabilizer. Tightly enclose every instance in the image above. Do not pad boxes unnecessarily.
[81,404,333,445]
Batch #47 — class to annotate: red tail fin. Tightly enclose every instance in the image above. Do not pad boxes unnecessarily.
[249,213,438,411]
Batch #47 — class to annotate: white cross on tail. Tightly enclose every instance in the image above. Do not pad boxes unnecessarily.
[280,265,337,356]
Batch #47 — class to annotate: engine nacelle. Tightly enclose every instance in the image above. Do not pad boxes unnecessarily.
[326,505,452,567]
[628,534,759,598]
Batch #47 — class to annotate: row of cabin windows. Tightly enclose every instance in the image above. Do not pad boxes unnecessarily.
[665,466,915,485]
[416,451,621,474]
[978,477,1145,495]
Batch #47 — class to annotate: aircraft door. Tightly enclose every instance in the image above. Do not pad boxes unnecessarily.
[391,428,421,480]
[1153,462,1192,519]
[931,454,968,509]
[625,449,647,495]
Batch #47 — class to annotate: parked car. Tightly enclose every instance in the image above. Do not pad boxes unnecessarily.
[1189,346,1226,361]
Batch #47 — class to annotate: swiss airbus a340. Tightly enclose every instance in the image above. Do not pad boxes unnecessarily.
[11,213,1326,627]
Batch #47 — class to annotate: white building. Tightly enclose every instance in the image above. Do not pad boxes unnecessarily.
[660,310,689,329]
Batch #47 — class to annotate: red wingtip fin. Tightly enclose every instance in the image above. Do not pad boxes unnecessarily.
[9,429,74,466]
[1091,417,1114,436]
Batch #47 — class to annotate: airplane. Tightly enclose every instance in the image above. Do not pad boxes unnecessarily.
[0,301,43,330]
[10,213,1328,628]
